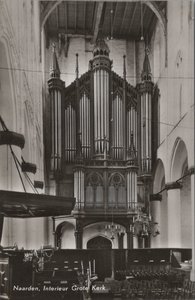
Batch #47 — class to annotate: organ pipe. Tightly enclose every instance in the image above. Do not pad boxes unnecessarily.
[123,55,127,160]
[112,94,124,159]
[126,133,138,210]
[74,168,85,210]
[93,69,110,155]
[48,45,64,175]
[75,53,81,159]
[79,92,91,158]
[127,170,137,210]
[64,105,76,162]
[127,106,137,153]
[140,86,153,173]
[91,39,112,157]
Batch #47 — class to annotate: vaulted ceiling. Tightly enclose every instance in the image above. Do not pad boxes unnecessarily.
[41,1,167,45]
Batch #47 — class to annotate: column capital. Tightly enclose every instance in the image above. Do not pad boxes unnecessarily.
[150,193,162,201]
[165,181,182,190]
[73,165,85,173]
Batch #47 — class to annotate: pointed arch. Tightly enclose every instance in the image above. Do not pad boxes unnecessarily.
[56,221,75,249]
[41,1,63,28]
[171,138,188,181]
[145,1,167,66]
[145,2,166,36]
[153,159,165,193]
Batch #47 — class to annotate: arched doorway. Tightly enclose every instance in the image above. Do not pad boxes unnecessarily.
[87,236,112,280]
[87,236,112,249]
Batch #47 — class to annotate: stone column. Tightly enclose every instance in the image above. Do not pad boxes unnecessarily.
[133,236,138,249]
[126,227,134,249]
[190,167,195,281]
[111,250,115,279]
[138,237,144,249]
[47,176,57,248]
[165,182,182,248]
[118,232,124,249]
[145,236,150,248]
[150,194,162,248]
[75,219,83,249]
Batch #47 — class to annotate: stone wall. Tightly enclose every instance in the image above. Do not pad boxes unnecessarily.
[0,0,46,249]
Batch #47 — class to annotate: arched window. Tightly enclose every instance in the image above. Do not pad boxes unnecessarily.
[108,172,126,209]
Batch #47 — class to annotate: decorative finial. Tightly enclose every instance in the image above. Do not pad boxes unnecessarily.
[50,43,60,78]
[93,39,110,57]
[123,55,126,80]
[140,2,144,41]
[76,53,79,79]
[141,45,152,81]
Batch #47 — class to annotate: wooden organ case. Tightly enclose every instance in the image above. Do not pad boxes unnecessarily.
[46,39,159,249]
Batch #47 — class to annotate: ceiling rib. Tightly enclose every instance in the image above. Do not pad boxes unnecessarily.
[56,6,59,30]
[75,2,77,32]
[64,2,68,32]
[83,2,86,30]
[119,2,128,35]
[111,2,118,38]
[41,1,63,28]
[128,3,138,35]
[91,2,104,44]
[145,1,166,35]
[139,4,147,40]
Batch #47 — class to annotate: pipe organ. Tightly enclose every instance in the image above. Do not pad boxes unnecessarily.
[47,40,158,249]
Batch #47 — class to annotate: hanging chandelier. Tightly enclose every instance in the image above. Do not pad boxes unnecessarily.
[104,223,125,241]
[130,210,160,238]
